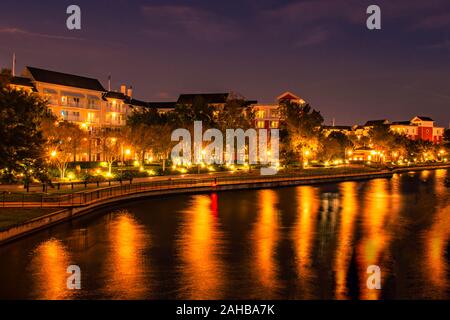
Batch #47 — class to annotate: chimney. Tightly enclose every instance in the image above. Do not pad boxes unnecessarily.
[127,86,133,98]
[120,84,126,95]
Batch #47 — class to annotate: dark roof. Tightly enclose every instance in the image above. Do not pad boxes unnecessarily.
[26,66,105,91]
[103,91,127,100]
[322,125,352,130]
[177,93,229,105]
[391,121,411,125]
[415,116,434,121]
[128,98,148,108]
[244,100,258,106]
[364,119,389,127]
[147,101,177,109]
[10,76,37,91]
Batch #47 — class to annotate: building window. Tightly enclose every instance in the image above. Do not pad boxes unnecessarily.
[256,121,265,129]
[270,121,279,128]
[256,110,265,119]
[271,110,280,118]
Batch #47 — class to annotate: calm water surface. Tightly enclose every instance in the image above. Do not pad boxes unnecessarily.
[0,170,449,299]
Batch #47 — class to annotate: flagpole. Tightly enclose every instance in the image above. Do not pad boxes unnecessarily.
[12,52,16,77]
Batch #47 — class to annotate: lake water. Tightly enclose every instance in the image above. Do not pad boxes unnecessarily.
[0,169,449,299]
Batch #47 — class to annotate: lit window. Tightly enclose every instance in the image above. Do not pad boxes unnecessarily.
[256,111,265,119]
[270,121,279,128]
[257,121,265,128]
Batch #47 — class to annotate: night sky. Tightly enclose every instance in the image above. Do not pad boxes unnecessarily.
[0,0,449,126]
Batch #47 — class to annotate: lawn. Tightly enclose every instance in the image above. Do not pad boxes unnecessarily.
[0,208,60,231]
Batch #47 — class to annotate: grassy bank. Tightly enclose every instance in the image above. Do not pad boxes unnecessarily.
[0,208,60,231]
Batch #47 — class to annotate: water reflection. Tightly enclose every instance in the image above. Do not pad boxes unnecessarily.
[422,169,450,298]
[334,182,359,299]
[29,239,73,300]
[177,195,225,299]
[103,211,150,299]
[357,178,402,300]
[0,170,449,299]
[251,189,280,297]
[292,186,319,298]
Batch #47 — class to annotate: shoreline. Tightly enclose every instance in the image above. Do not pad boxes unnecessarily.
[0,164,448,246]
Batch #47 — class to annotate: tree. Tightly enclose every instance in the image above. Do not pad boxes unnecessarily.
[216,96,254,131]
[127,107,175,171]
[43,121,84,179]
[278,101,324,166]
[0,80,50,182]
[99,130,121,175]
[318,132,352,162]
[125,123,154,166]
[444,129,450,143]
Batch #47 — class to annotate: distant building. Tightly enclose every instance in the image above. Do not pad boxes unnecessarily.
[390,116,444,144]
[349,147,382,162]
[253,91,305,129]
[146,92,257,114]
[9,66,147,161]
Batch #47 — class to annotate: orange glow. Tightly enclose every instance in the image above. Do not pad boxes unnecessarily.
[356,178,399,300]
[422,169,450,298]
[177,195,225,299]
[251,189,280,296]
[105,211,150,299]
[30,239,73,300]
[334,182,358,299]
[292,186,319,299]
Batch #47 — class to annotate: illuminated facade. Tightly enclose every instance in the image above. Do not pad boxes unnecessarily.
[253,92,305,129]
[390,116,445,144]
[9,67,147,161]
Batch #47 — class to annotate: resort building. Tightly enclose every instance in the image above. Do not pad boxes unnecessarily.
[253,91,305,129]
[390,116,445,144]
[9,66,148,161]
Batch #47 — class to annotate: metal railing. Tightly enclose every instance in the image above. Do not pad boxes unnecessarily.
[0,168,390,208]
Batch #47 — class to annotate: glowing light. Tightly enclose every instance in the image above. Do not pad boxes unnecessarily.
[50,150,57,158]
[125,149,131,155]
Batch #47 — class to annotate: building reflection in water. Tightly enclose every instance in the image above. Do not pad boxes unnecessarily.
[292,186,319,298]
[177,195,225,299]
[251,189,280,297]
[103,211,150,299]
[29,239,73,300]
[423,169,450,298]
[334,182,359,299]
[357,178,400,300]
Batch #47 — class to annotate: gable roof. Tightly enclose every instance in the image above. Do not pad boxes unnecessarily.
[26,66,105,92]
[412,116,434,122]
[277,91,300,101]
